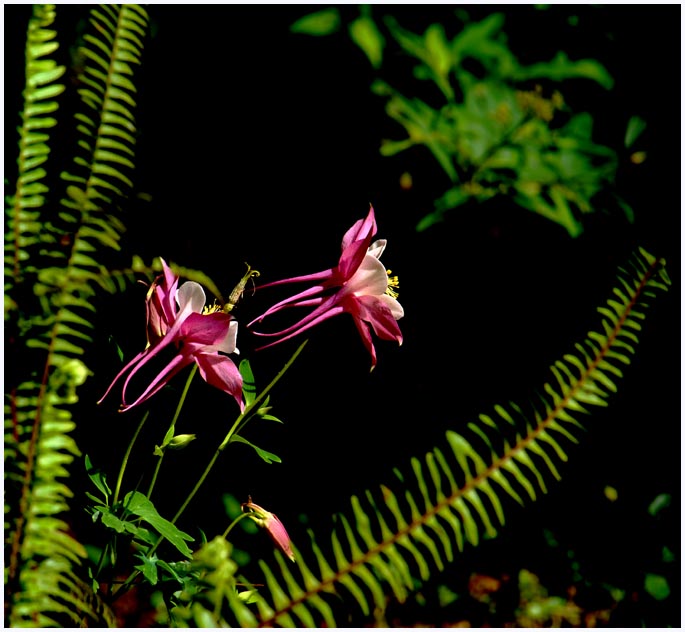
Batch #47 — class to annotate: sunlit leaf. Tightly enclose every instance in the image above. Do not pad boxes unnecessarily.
[644,573,670,600]
[514,51,614,89]
[240,358,257,406]
[349,14,385,69]
[134,552,159,585]
[291,9,340,36]
[124,491,194,558]
[84,454,111,500]
[624,115,647,148]
[647,493,671,517]
[231,434,282,464]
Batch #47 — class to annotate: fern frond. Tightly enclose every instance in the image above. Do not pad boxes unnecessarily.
[94,255,226,302]
[5,5,149,626]
[5,4,66,297]
[59,4,149,278]
[62,4,148,208]
[238,247,670,627]
[4,367,120,627]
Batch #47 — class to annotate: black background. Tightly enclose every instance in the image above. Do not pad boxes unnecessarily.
[5,4,680,626]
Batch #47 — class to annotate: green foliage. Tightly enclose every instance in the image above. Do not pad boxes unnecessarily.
[216,248,669,626]
[4,4,149,626]
[164,537,259,627]
[4,6,672,628]
[290,8,340,37]
[92,491,195,559]
[292,8,634,236]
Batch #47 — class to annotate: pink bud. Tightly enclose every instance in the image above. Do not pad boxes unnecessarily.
[242,499,295,562]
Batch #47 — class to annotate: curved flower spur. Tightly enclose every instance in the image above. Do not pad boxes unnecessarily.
[248,205,404,368]
[98,258,244,412]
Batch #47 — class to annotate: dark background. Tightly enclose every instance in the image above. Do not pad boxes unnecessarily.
[5,4,680,626]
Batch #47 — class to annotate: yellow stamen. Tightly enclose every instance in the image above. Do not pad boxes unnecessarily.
[385,269,399,300]
[203,302,224,315]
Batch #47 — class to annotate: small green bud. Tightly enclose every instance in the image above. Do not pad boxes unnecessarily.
[167,434,197,450]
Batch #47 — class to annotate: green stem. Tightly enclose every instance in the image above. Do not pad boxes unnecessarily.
[113,410,149,506]
[146,364,198,499]
[112,340,308,600]
[172,338,308,523]
[221,512,250,540]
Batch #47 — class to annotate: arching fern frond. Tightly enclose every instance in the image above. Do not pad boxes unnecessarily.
[59,4,149,293]
[4,4,65,299]
[5,5,149,627]
[62,4,148,212]
[225,246,670,627]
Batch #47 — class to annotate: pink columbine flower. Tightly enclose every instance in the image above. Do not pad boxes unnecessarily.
[248,205,403,368]
[98,259,243,412]
[242,499,295,562]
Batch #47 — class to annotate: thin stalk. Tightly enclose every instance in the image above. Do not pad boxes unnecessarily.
[113,410,150,506]
[173,338,309,523]
[221,512,250,539]
[146,364,198,499]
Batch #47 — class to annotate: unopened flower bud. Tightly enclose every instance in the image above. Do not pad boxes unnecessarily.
[167,433,197,450]
[242,497,295,561]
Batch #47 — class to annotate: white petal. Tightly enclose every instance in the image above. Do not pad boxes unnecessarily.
[176,282,206,314]
[379,294,404,319]
[346,254,388,296]
[367,239,386,259]
[217,319,239,354]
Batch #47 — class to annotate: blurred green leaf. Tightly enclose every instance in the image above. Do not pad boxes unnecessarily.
[291,9,340,36]
[223,494,259,534]
[644,573,670,600]
[514,51,613,89]
[624,115,647,148]
[452,13,518,77]
[384,16,455,99]
[424,23,452,77]
[134,552,159,585]
[349,14,385,69]
[437,583,459,607]
[647,493,671,517]
[417,186,472,232]
[615,197,635,224]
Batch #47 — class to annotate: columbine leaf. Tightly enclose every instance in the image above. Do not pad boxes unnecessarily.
[231,435,282,464]
[134,552,159,585]
[85,454,111,500]
[260,413,284,424]
[240,358,257,406]
[99,507,156,544]
[124,491,194,558]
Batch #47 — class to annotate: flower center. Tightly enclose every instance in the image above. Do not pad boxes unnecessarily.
[203,302,224,315]
[385,269,399,299]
